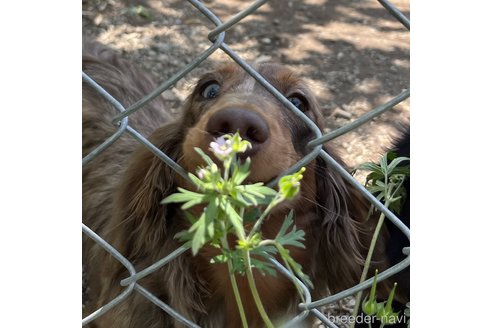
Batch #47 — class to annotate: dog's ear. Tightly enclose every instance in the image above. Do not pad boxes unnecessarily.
[301,85,389,292]
[106,120,185,259]
[311,153,387,293]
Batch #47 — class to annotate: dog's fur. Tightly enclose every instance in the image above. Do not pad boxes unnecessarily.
[82,43,395,327]
[385,130,410,299]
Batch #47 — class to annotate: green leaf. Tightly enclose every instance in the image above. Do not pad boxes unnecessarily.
[279,230,305,248]
[276,211,294,240]
[277,244,313,288]
[210,253,229,264]
[387,156,410,175]
[182,195,211,210]
[161,188,206,205]
[359,162,383,175]
[241,183,275,197]
[249,257,277,277]
[379,152,389,176]
[375,180,386,188]
[391,166,410,177]
[231,158,251,185]
[232,192,250,207]
[275,211,306,248]
[226,249,247,274]
[233,186,260,206]
[251,245,277,257]
[194,147,215,166]
[241,192,259,206]
[367,184,385,194]
[234,184,276,206]
[190,214,207,255]
[222,201,244,236]
[188,172,205,189]
[185,202,219,255]
[204,197,219,239]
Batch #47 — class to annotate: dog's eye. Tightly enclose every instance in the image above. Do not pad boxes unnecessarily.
[201,81,221,99]
[287,94,308,112]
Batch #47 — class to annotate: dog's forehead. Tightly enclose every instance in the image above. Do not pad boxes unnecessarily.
[214,63,303,94]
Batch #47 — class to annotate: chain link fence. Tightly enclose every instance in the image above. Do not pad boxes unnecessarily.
[82,0,410,326]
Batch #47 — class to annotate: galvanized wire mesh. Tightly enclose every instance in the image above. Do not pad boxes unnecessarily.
[82,0,410,326]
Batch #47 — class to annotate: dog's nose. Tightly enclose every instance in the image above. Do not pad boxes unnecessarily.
[206,108,270,157]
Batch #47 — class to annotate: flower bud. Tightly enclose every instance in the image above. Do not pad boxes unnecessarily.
[362,269,379,316]
[278,167,306,199]
[376,283,400,325]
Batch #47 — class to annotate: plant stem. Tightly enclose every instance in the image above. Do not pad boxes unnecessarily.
[247,195,282,239]
[243,250,274,328]
[259,240,306,301]
[222,237,249,328]
[223,163,230,183]
[350,198,391,328]
[276,242,306,302]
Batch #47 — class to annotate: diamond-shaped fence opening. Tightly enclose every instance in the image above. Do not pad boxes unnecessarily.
[82,0,409,326]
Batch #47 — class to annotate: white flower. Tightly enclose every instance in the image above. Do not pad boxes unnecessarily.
[209,136,233,158]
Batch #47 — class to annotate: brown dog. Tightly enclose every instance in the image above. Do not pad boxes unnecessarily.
[82,43,388,327]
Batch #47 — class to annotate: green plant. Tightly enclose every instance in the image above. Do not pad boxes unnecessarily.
[349,151,409,328]
[162,133,311,328]
[362,270,401,328]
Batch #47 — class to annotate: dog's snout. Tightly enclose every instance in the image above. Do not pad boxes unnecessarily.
[206,108,270,156]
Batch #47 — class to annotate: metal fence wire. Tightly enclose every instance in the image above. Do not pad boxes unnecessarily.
[82,0,410,327]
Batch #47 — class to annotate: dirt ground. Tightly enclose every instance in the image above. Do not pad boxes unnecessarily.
[82,0,409,326]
